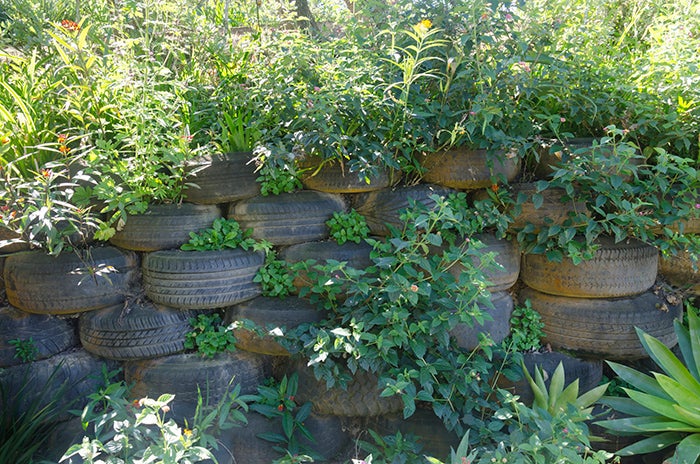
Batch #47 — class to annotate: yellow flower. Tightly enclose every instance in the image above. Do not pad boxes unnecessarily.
[183,428,193,437]
[420,19,432,29]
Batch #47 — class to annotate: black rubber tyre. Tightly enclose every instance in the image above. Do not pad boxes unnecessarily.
[659,248,699,296]
[420,148,520,189]
[4,247,138,315]
[447,233,520,292]
[142,248,264,310]
[228,190,346,246]
[521,236,658,298]
[519,286,682,360]
[507,182,588,231]
[498,350,603,406]
[184,152,260,204]
[0,349,116,422]
[354,184,456,236]
[299,158,392,193]
[124,351,265,424]
[79,301,199,360]
[450,291,513,351]
[0,305,77,367]
[225,296,326,356]
[109,202,221,252]
[295,364,403,417]
[280,240,373,295]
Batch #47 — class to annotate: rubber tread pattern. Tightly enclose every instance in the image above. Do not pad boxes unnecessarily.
[125,351,265,424]
[4,247,138,314]
[659,249,699,296]
[229,191,346,246]
[142,249,264,309]
[446,233,520,292]
[420,148,520,189]
[109,203,221,252]
[184,152,260,204]
[299,159,391,193]
[79,301,198,360]
[520,286,681,360]
[521,236,658,298]
[225,296,326,355]
[295,364,403,417]
[0,305,77,367]
[354,184,456,236]
[450,291,513,351]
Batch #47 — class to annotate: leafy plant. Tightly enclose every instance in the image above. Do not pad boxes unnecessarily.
[252,146,303,196]
[508,299,545,352]
[184,312,237,358]
[61,372,251,463]
[254,251,295,298]
[326,209,370,245]
[181,217,260,251]
[596,306,700,463]
[8,338,37,362]
[357,430,424,464]
[249,374,317,462]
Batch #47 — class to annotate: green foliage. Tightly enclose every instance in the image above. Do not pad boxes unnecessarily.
[254,252,295,298]
[8,338,37,362]
[358,430,424,464]
[508,299,545,352]
[326,209,370,245]
[184,312,237,358]
[61,371,251,463]
[249,374,317,463]
[181,217,259,251]
[597,306,700,463]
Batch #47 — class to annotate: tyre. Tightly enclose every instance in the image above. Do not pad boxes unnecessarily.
[142,248,264,310]
[184,152,260,204]
[497,350,603,407]
[354,184,456,236]
[280,240,373,295]
[79,301,199,360]
[0,305,77,367]
[295,364,403,417]
[228,190,346,246]
[519,286,682,360]
[420,148,520,189]
[447,233,520,292]
[4,247,138,315]
[659,248,699,296]
[521,236,658,298]
[507,182,588,231]
[0,225,28,253]
[109,203,221,252]
[124,351,265,424]
[450,291,513,351]
[225,296,327,356]
[299,158,392,193]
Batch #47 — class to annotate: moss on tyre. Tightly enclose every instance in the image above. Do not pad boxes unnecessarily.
[519,286,682,360]
[142,248,264,310]
[521,236,658,298]
[3,246,138,315]
[79,301,199,361]
[0,305,78,367]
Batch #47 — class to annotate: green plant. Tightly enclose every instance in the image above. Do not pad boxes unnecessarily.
[252,145,304,196]
[254,251,295,298]
[185,312,237,358]
[357,430,424,464]
[8,338,37,362]
[181,217,261,251]
[596,306,700,462]
[249,374,317,463]
[508,299,545,352]
[326,209,370,245]
[61,371,251,463]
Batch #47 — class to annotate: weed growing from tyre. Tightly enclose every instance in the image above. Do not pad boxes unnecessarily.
[8,337,38,362]
[254,251,296,298]
[507,299,545,352]
[326,209,370,245]
[185,312,237,357]
[181,217,262,251]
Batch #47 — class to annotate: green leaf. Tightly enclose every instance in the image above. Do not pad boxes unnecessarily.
[655,373,700,415]
[599,396,655,417]
[625,389,693,425]
[576,382,609,409]
[674,319,700,382]
[547,362,565,411]
[615,432,684,456]
[637,328,700,396]
[607,361,672,400]
[675,433,700,464]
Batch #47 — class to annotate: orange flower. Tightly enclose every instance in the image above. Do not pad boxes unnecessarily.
[40,169,51,178]
[1,136,9,144]
[61,19,80,32]
[490,184,499,193]
[57,133,68,144]
[59,145,70,155]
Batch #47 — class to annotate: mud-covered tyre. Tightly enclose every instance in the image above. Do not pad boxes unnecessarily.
[521,236,658,298]
[450,291,513,351]
[299,158,392,193]
[420,148,520,190]
[228,191,346,246]
[519,286,682,360]
[0,306,77,367]
[225,296,326,356]
[295,364,403,417]
[659,248,699,296]
[124,351,265,424]
[354,184,455,236]
[4,247,138,315]
[184,152,260,204]
[109,203,221,252]
[79,301,199,360]
[142,249,264,310]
